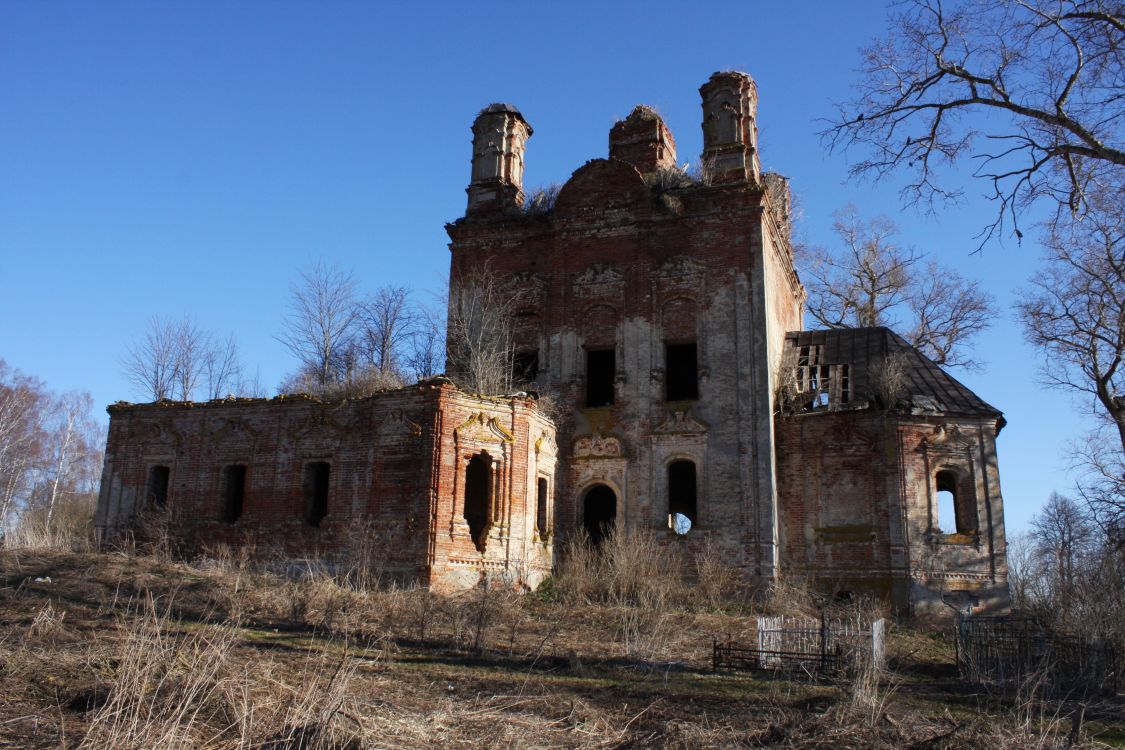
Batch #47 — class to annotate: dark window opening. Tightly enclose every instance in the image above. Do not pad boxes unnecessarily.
[936,469,977,534]
[586,348,616,407]
[222,465,246,524]
[840,364,851,404]
[665,342,699,401]
[582,484,616,546]
[147,466,170,508]
[513,349,540,386]
[464,453,492,552]
[536,477,549,537]
[304,462,330,527]
[668,460,698,535]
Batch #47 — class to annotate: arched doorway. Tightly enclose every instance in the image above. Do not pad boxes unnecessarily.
[582,484,617,545]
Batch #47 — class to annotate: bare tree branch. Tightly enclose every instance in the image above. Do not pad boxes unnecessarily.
[824,0,1125,243]
[802,205,996,368]
[276,261,361,387]
[445,262,525,395]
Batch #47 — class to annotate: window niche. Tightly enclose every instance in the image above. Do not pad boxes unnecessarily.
[464,453,493,552]
[934,468,978,539]
[585,348,616,407]
[147,465,170,508]
[512,349,540,386]
[304,462,330,527]
[536,476,549,539]
[221,465,246,524]
[667,460,698,535]
[665,342,699,401]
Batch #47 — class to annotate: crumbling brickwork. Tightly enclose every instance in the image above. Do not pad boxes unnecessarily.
[97,382,555,591]
[443,71,1009,615]
[96,70,1010,614]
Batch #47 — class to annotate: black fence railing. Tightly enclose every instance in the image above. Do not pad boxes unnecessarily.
[713,639,841,675]
[956,615,1118,698]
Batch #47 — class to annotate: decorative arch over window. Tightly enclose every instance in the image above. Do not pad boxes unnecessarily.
[464,452,493,552]
[934,468,978,536]
[668,460,698,535]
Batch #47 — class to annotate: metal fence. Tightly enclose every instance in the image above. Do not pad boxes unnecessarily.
[956,615,1118,698]
[713,614,885,677]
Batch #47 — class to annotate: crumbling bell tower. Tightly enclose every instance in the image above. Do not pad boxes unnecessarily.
[467,103,532,215]
[700,71,761,184]
[445,71,1010,617]
[608,105,677,174]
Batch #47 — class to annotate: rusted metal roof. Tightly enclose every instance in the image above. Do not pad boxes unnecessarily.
[784,327,1003,420]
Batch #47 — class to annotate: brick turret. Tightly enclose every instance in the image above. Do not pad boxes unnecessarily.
[609,105,677,174]
[467,103,533,215]
[699,71,760,184]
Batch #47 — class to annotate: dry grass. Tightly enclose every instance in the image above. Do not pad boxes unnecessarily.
[0,548,1120,749]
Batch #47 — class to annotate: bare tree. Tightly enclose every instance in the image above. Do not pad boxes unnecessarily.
[803,209,918,328]
[202,333,243,399]
[445,263,524,394]
[40,391,98,530]
[825,0,1125,243]
[357,285,415,384]
[405,303,446,382]
[906,261,995,367]
[171,317,207,401]
[124,316,180,401]
[802,206,996,367]
[1016,186,1124,531]
[0,362,47,533]
[1032,491,1096,595]
[277,261,361,387]
[125,317,247,401]
[1017,191,1124,449]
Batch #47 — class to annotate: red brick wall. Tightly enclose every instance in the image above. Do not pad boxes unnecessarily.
[96,383,554,590]
[775,411,1010,616]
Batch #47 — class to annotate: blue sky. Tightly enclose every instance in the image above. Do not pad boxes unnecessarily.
[0,2,1085,534]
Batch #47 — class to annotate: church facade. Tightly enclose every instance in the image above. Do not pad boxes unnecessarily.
[97,72,1010,615]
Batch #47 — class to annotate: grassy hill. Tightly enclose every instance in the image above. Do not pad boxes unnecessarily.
[0,544,1121,749]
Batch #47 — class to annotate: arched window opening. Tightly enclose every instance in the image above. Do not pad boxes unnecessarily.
[935,469,977,534]
[668,460,697,535]
[536,477,549,537]
[582,484,616,546]
[464,453,492,552]
[304,462,330,527]
[147,466,170,508]
[222,465,246,524]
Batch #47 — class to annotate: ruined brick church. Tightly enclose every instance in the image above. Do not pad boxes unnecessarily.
[97,72,1010,616]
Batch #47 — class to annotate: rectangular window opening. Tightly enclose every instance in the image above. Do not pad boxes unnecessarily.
[536,477,549,537]
[665,342,699,401]
[512,349,540,386]
[304,462,330,527]
[585,348,616,407]
[147,466,170,508]
[222,465,246,524]
[840,364,851,404]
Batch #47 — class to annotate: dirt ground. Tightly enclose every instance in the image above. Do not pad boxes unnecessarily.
[0,550,1120,749]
